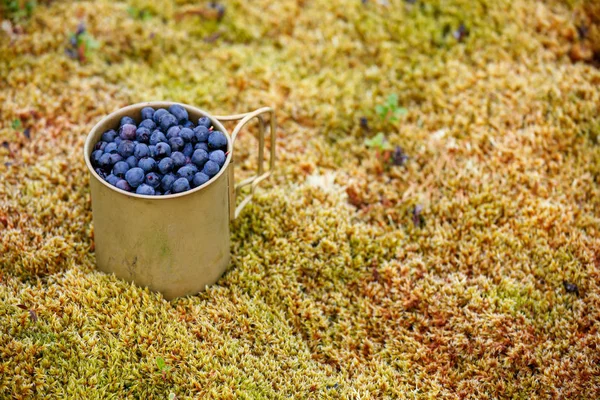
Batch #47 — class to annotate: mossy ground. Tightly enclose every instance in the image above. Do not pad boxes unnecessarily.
[1,0,600,398]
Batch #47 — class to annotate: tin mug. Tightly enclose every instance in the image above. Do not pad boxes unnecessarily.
[83,101,276,300]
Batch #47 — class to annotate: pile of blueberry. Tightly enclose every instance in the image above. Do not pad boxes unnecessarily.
[90,104,228,195]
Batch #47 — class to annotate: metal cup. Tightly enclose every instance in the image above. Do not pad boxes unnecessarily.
[83,102,275,300]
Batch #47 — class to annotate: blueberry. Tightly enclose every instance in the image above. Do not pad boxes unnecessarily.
[166,126,181,139]
[191,149,209,168]
[171,151,186,168]
[182,120,195,128]
[138,157,157,173]
[101,129,117,142]
[148,145,157,158]
[193,126,210,143]
[197,116,212,129]
[168,104,189,122]
[192,172,210,188]
[183,142,194,157]
[115,179,132,192]
[153,108,168,124]
[150,130,167,145]
[145,172,161,188]
[139,119,156,131]
[136,183,155,195]
[202,160,220,177]
[159,113,178,132]
[95,168,107,179]
[134,143,150,159]
[109,153,123,165]
[158,157,174,174]
[112,161,130,178]
[168,137,185,152]
[106,174,120,186]
[91,150,104,166]
[179,127,194,143]
[136,127,151,143]
[209,150,226,167]
[172,177,190,193]
[161,173,177,192]
[208,131,227,149]
[126,155,138,169]
[125,167,145,188]
[117,140,135,158]
[177,165,196,182]
[95,141,107,151]
[141,106,155,121]
[99,153,113,169]
[114,137,123,146]
[120,116,136,127]
[105,142,118,154]
[119,124,137,141]
[155,142,171,158]
[194,142,209,152]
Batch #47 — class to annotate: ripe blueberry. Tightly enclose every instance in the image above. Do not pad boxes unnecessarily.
[145,172,161,188]
[126,155,138,169]
[179,127,195,143]
[91,150,103,166]
[182,120,194,128]
[153,108,168,124]
[208,131,227,149]
[209,150,225,167]
[155,142,171,158]
[197,116,212,129]
[177,165,196,182]
[104,142,118,154]
[168,104,189,122]
[134,143,150,159]
[168,137,185,152]
[171,151,186,168]
[141,106,155,121]
[117,140,135,158]
[172,178,190,193]
[106,174,120,186]
[193,126,209,143]
[194,142,209,152]
[101,129,117,142]
[109,153,123,165]
[99,153,113,169]
[136,127,151,143]
[191,149,209,167]
[161,173,177,192]
[136,183,155,195]
[139,119,156,131]
[115,179,132,192]
[166,125,181,139]
[112,161,130,178]
[183,142,194,157]
[119,124,137,141]
[192,172,210,188]
[159,113,178,132]
[138,157,157,172]
[158,157,174,174]
[120,116,136,127]
[202,160,220,177]
[150,130,167,145]
[148,145,157,158]
[125,167,145,188]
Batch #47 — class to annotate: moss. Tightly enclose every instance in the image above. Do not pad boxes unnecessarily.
[1,0,600,398]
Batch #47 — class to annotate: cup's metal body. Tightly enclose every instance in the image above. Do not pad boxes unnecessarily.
[83,102,275,300]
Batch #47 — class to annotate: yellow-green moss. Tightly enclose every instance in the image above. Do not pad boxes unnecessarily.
[1,0,600,398]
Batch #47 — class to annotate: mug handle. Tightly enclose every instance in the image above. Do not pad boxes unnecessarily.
[214,107,276,220]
